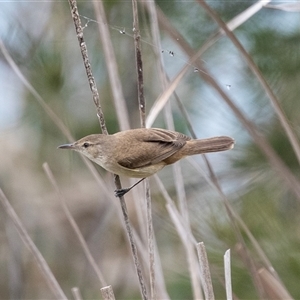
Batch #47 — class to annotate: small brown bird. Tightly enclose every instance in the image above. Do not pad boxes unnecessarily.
[58,128,234,196]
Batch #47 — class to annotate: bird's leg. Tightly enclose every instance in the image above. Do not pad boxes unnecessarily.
[114,178,146,197]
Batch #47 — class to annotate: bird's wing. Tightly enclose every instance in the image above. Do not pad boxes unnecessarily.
[117,128,190,169]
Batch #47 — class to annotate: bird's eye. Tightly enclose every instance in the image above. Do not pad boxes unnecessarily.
[83,142,90,148]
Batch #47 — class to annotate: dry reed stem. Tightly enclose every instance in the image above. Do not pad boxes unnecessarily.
[0,189,67,300]
[115,175,148,300]
[196,242,215,300]
[132,0,146,128]
[100,285,116,300]
[68,0,107,134]
[145,179,156,300]
[224,249,233,300]
[132,1,155,299]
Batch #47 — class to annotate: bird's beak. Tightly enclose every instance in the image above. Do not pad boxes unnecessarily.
[58,143,75,150]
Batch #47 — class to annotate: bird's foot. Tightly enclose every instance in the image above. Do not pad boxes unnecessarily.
[114,188,130,198]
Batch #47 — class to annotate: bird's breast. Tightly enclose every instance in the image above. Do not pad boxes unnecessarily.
[103,160,166,178]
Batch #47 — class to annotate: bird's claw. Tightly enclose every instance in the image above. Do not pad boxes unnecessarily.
[114,188,130,197]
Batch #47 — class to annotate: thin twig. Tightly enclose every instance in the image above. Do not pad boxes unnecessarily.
[68,0,107,134]
[132,1,155,299]
[43,163,107,287]
[114,176,148,300]
[132,0,146,128]
[0,189,68,300]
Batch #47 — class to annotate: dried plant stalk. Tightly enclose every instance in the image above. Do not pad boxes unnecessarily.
[68,0,107,133]
[224,249,233,300]
[197,242,215,300]
[101,285,116,300]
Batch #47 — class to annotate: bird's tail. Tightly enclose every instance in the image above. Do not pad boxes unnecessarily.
[183,136,234,155]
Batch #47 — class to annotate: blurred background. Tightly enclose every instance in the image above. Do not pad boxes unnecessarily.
[1,0,300,299]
